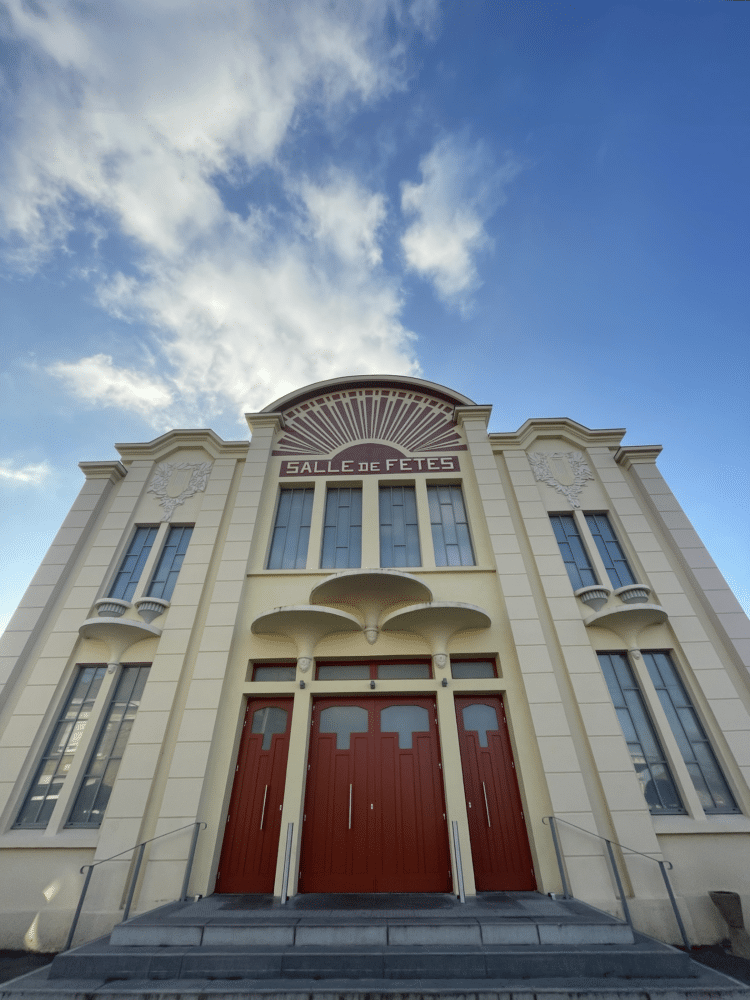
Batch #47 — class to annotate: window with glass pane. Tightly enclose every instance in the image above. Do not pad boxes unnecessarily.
[598,652,684,813]
[451,660,496,679]
[379,486,421,567]
[319,706,369,748]
[108,527,158,601]
[376,663,431,679]
[380,705,430,748]
[427,485,475,566]
[550,515,598,590]
[252,665,296,682]
[321,488,362,568]
[585,514,636,589]
[67,666,149,827]
[146,525,193,600]
[643,651,738,813]
[15,666,106,828]
[317,664,371,680]
[268,488,314,569]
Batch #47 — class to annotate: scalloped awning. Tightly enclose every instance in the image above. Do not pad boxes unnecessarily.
[310,569,433,643]
[380,602,491,656]
[251,605,362,663]
[79,617,162,667]
[584,603,668,649]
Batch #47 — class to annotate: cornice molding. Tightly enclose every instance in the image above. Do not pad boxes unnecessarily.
[78,461,127,482]
[490,418,627,452]
[115,429,248,463]
[615,445,663,469]
[245,411,286,433]
[454,405,493,428]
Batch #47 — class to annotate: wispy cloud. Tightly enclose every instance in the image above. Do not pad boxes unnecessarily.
[401,134,522,309]
[47,354,174,419]
[0,461,51,486]
[0,1,429,423]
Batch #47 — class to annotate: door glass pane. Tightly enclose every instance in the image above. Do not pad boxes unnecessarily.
[451,660,495,679]
[380,705,430,748]
[462,703,499,747]
[253,666,296,682]
[251,706,289,750]
[319,705,368,749]
[317,664,371,680]
[377,663,430,679]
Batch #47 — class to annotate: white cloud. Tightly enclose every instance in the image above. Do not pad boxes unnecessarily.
[401,134,522,307]
[47,354,174,418]
[0,1,425,423]
[0,461,51,486]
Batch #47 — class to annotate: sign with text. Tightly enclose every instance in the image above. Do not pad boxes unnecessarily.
[279,442,460,477]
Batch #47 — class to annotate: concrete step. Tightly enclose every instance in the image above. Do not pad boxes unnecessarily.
[48,941,694,982]
[109,917,635,948]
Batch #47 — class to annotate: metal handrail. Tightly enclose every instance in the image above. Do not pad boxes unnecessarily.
[543,815,690,950]
[63,820,206,952]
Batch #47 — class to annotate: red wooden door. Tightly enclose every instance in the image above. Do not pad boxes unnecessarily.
[299,697,450,893]
[455,695,536,891]
[216,699,292,893]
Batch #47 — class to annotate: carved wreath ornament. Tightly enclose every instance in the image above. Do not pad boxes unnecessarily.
[527,451,594,508]
[148,462,213,521]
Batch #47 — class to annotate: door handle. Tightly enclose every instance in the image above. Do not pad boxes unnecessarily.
[260,784,268,830]
[348,783,353,830]
[482,781,491,828]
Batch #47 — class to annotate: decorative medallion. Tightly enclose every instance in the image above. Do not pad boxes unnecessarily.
[148,461,213,521]
[272,387,466,456]
[527,451,594,508]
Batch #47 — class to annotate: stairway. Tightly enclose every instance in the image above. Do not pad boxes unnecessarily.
[3,892,749,998]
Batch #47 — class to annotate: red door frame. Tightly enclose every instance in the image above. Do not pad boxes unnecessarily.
[455,694,536,891]
[216,698,292,893]
[299,696,451,893]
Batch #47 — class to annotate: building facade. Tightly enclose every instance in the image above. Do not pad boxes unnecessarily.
[1,374,749,952]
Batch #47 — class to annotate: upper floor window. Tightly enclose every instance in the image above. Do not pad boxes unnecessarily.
[67,665,149,827]
[584,514,636,589]
[267,488,314,569]
[643,651,738,813]
[550,514,597,590]
[108,526,158,601]
[379,486,420,567]
[321,487,361,568]
[147,525,193,601]
[598,652,684,814]
[15,666,106,828]
[428,485,475,566]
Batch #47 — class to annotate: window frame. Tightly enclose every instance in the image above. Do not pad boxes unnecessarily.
[315,659,433,681]
[550,513,599,591]
[267,486,315,570]
[320,485,362,569]
[66,664,150,829]
[107,525,160,602]
[146,524,194,601]
[427,483,476,567]
[584,513,637,589]
[378,484,422,568]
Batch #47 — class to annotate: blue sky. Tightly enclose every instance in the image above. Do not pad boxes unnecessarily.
[1,0,748,631]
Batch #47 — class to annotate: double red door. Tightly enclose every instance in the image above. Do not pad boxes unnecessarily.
[299,697,451,893]
[455,695,536,890]
[216,699,291,893]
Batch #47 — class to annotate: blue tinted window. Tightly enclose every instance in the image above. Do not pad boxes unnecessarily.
[379,486,420,567]
[428,485,475,566]
[321,488,362,568]
[268,489,314,569]
[108,527,158,601]
[550,515,597,590]
[147,526,193,601]
[585,514,636,589]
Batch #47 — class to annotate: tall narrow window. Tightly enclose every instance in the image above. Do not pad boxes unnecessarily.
[67,666,149,827]
[379,486,420,567]
[643,652,738,813]
[598,652,684,813]
[146,525,193,601]
[321,487,362,568]
[550,514,598,590]
[585,514,636,588]
[108,526,158,601]
[428,485,475,566]
[267,488,314,569]
[15,666,106,828]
